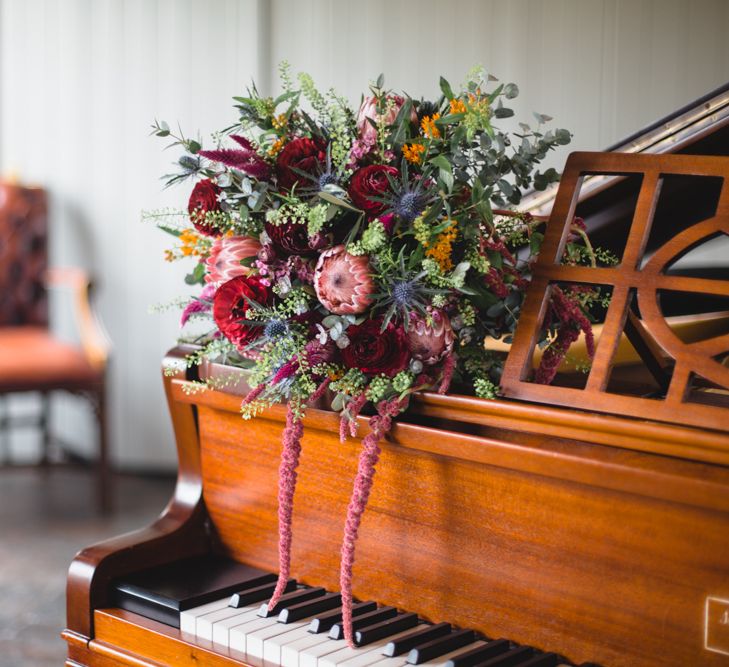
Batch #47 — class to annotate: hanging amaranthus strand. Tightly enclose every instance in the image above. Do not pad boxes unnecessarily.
[339,396,408,647]
[267,402,304,610]
[438,352,457,394]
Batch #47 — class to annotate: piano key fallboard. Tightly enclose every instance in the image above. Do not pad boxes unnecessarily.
[110,557,578,667]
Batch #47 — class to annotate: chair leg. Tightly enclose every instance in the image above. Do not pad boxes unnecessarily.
[0,396,8,464]
[94,385,112,515]
[39,392,52,466]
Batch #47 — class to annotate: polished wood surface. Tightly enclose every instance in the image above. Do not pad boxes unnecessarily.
[65,350,729,666]
[65,346,209,640]
[502,152,729,432]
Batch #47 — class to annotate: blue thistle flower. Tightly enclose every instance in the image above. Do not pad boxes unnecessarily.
[318,172,338,189]
[264,319,288,339]
[392,281,416,307]
[393,191,423,222]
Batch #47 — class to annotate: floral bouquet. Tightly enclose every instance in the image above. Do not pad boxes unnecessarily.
[150,64,605,645]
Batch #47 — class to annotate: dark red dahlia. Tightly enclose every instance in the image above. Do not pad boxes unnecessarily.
[212,275,272,348]
[348,165,399,218]
[188,179,222,236]
[265,220,313,255]
[341,319,409,377]
[276,137,327,190]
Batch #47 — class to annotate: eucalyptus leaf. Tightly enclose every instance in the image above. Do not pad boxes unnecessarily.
[439,76,455,100]
[318,190,360,212]
[331,393,346,412]
[503,83,519,99]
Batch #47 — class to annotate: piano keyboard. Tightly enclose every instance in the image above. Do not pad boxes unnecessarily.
[114,565,581,667]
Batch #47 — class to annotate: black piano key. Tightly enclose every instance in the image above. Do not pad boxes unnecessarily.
[278,592,342,623]
[328,606,398,640]
[384,622,452,657]
[354,612,419,646]
[407,629,476,665]
[258,586,327,617]
[113,555,275,627]
[308,601,378,634]
[476,646,534,666]
[229,578,296,608]
[445,639,511,667]
[513,654,559,667]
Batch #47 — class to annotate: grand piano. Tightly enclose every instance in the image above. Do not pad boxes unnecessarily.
[63,87,729,667]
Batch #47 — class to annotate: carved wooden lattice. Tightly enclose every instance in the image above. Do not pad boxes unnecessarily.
[501,152,729,433]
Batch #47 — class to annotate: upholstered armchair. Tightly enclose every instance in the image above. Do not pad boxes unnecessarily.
[0,182,112,513]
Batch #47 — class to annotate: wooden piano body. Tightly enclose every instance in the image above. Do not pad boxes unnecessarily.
[64,105,729,666]
[63,339,729,667]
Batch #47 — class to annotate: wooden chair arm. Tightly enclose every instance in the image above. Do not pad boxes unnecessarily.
[45,267,111,370]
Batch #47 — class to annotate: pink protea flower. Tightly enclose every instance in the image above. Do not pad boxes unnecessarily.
[205,235,261,285]
[356,95,417,144]
[313,245,374,315]
[406,310,455,365]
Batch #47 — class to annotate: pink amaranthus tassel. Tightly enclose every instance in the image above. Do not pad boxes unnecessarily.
[267,402,304,610]
[339,396,407,647]
[438,351,457,394]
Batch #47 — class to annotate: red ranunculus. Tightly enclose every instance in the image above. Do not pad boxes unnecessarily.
[265,220,313,255]
[348,165,399,218]
[276,137,326,190]
[341,319,409,377]
[188,179,222,236]
[213,275,271,348]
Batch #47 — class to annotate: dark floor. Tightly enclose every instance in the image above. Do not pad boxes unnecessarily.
[0,467,175,667]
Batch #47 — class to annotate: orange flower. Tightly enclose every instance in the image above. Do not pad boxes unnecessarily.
[425,220,458,272]
[449,98,466,114]
[420,114,441,139]
[402,143,425,164]
[268,137,285,156]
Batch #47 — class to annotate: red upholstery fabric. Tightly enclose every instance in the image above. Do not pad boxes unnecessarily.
[0,327,101,392]
[0,184,48,327]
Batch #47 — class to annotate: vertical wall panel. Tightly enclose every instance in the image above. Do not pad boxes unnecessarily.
[0,0,265,467]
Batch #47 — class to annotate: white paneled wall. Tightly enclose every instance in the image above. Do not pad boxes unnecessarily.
[269,0,729,170]
[0,0,267,467]
[0,0,727,468]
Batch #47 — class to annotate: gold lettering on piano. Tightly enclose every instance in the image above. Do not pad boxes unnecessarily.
[705,597,729,655]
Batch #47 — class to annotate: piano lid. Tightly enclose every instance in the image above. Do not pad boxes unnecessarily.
[520,81,729,217]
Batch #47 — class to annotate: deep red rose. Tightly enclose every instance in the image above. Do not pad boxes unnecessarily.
[341,319,409,377]
[213,275,271,348]
[188,179,223,236]
[276,137,326,190]
[265,220,313,255]
[348,165,399,217]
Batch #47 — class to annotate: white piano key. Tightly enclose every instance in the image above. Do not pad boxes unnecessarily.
[229,614,286,653]
[197,603,260,640]
[263,618,323,664]
[364,658,408,667]
[320,628,424,667]
[179,597,230,635]
[298,632,348,667]
[247,616,316,659]
[414,641,486,667]
[282,631,334,667]
[212,607,262,646]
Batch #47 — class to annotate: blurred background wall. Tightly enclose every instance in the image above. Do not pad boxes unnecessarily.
[0,0,727,470]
